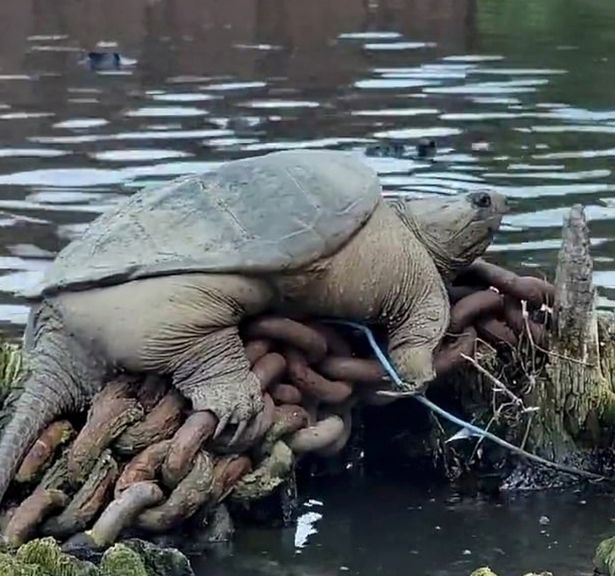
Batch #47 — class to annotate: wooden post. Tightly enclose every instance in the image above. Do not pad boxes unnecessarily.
[528,205,615,459]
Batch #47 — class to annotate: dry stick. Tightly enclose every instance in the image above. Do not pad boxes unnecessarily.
[520,412,534,452]
[469,408,501,464]
[324,319,606,483]
[460,353,525,409]
[521,300,538,374]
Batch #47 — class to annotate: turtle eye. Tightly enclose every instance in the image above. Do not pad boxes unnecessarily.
[471,192,492,208]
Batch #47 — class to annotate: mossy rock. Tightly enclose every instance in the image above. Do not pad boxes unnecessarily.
[121,539,194,576]
[100,545,147,576]
[470,569,498,576]
[469,568,554,576]
[0,552,46,576]
[17,538,98,576]
[0,537,194,576]
[595,535,615,575]
[0,537,97,575]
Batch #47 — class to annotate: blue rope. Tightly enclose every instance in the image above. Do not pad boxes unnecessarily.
[321,318,605,481]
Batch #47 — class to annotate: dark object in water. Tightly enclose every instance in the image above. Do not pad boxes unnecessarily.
[81,52,135,71]
[416,137,437,159]
[365,137,437,160]
[365,140,406,158]
[85,52,120,70]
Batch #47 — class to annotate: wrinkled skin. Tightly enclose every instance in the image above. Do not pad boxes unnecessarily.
[0,163,507,505]
[389,191,504,280]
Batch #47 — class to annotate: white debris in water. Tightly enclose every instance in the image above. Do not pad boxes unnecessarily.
[294,511,322,550]
[539,515,550,525]
[462,549,472,556]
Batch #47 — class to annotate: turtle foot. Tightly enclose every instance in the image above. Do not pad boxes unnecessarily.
[187,374,264,442]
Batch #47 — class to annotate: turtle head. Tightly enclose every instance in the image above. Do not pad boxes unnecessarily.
[392,190,508,278]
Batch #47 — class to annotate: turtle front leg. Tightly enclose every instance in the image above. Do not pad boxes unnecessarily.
[55,273,270,441]
[387,281,450,393]
[167,326,264,439]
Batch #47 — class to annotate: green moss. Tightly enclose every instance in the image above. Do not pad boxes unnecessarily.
[16,538,63,567]
[122,540,194,576]
[19,538,99,576]
[595,535,615,575]
[0,340,22,390]
[0,536,193,576]
[232,440,294,502]
[0,340,24,431]
[100,545,148,576]
[0,552,47,575]
[470,568,498,576]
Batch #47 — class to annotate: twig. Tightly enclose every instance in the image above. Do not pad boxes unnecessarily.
[520,412,534,452]
[460,353,524,408]
[473,336,498,356]
[470,408,501,463]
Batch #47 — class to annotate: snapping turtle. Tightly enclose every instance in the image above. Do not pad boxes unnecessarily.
[0,149,507,503]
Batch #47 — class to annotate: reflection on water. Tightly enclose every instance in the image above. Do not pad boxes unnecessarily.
[1,0,615,572]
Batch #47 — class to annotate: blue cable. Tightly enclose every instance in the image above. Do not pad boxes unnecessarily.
[321,318,604,481]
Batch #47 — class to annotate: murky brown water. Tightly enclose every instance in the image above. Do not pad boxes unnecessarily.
[2,0,615,573]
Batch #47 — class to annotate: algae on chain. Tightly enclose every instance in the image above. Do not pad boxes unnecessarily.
[231,440,294,502]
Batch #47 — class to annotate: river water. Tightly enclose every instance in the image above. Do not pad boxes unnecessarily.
[1,0,615,573]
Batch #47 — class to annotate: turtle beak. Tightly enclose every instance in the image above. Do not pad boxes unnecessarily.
[498,193,510,215]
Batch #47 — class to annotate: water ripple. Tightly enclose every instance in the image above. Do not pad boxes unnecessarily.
[363,42,436,51]
[355,78,436,89]
[0,148,68,158]
[373,127,462,139]
[151,93,219,102]
[1,1,615,334]
[338,32,402,40]
[53,118,109,129]
[240,100,320,109]
[91,149,192,162]
[125,106,209,118]
[0,169,126,187]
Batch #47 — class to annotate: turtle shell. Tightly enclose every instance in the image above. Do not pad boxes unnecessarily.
[31,149,382,297]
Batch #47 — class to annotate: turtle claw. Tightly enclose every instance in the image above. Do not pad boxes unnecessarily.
[229,419,248,446]
[213,414,231,440]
